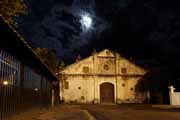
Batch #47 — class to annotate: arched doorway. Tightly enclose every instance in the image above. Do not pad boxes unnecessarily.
[100,83,114,103]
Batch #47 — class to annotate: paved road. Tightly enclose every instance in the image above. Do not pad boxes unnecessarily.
[10,105,88,120]
[9,104,180,120]
[81,104,180,120]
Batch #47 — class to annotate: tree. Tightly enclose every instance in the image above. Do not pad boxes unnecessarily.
[35,48,58,72]
[57,61,65,71]
[0,0,27,23]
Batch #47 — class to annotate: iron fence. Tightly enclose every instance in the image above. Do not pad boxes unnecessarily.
[0,50,52,120]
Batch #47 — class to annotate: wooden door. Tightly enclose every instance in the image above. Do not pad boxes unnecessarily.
[100,83,114,103]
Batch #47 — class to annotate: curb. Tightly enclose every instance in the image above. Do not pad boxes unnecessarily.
[82,110,96,120]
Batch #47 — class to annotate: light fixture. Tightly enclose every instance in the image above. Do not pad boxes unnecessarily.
[3,80,9,86]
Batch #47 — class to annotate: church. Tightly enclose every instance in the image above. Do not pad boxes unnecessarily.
[58,49,147,104]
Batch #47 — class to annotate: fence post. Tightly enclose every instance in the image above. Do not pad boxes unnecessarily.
[19,63,24,111]
[51,88,55,108]
[40,76,43,109]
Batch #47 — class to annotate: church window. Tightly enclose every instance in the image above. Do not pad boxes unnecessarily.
[121,68,127,73]
[83,66,89,73]
[104,64,109,70]
[64,81,69,89]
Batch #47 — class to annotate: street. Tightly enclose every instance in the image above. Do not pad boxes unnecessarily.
[9,104,180,120]
[83,104,180,120]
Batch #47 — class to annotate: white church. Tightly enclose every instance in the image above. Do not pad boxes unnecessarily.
[58,49,147,104]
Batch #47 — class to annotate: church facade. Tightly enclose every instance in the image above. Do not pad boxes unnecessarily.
[58,49,147,104]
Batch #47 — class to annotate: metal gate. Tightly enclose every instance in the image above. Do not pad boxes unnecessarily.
[0,50,20,119]
[0,50,51,120]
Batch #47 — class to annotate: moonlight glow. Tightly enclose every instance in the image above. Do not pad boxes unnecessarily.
[80,14,92,30]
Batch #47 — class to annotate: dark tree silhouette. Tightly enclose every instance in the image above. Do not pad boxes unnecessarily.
[0,0,27,23]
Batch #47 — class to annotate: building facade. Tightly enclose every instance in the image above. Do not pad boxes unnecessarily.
[58,49,147,104]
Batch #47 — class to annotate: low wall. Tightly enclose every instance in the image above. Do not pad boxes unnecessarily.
[169,86,180,105]
[170,92,180,105]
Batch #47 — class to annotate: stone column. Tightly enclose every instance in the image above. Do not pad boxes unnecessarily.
[93,53,99,103]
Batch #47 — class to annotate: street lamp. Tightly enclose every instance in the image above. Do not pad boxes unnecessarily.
[3,80,9,86]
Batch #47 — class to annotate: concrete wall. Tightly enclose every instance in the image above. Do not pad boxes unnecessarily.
[169,86,180,105]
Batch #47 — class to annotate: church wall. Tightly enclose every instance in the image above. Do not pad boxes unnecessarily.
[117,58,145,75]
[116,76,126,103]
[59,49,147,104]
[96,57,116,75]
[62,75,144,104]
[122,77,145,103]
[63,76,95,103]
[61,56,94,75]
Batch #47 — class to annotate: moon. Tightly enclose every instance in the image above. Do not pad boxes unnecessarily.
[80,14,92,30]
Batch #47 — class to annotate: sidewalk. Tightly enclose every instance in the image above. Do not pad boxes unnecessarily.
[9,105,91,120]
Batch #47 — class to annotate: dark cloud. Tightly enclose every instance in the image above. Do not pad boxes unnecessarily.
[18,0,107,63]
[17,0,180,68]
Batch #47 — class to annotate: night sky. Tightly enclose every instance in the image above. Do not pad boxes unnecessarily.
[17,0,180,75]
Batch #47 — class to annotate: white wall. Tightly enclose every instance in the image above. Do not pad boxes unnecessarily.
[169,86,180,105]
[59,49,147,104]
[63,76,94,103]
[171,93,180,105]
[61,75,144,104]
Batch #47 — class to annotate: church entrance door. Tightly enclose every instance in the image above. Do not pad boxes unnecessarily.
[100,83,114,103]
